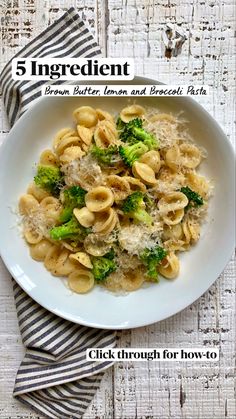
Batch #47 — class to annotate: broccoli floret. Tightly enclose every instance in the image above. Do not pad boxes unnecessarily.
[180,186,204,210]
[122,191,153,226]
[92,256,117,282]
[90,145,119,165]
[34,165,64,196]
[104,248,115,260]
[118,117,159,149]
[119,142,148,167]
[133,127,158,149]
[116,117,126,131]
[140,245,167,281]
[50,216,89,241]
[60,186,86,223]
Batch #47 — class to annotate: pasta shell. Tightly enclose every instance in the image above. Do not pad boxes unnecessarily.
[44,245,61,272]
[93,208,117,234]
[163,239,186,252]
[61,241,82,252]
[77,125,93,149]
[179,143,201,169]
[44,247,75,276]
[40,149,58,167]
[84,234,112,256]
[139,150,161,174]
[96,108,114,122]
[73,207,95,227]
[68,270,95,293]
[30,239,53,261]
[85,186,114,212]
[40,197,62,223]
[132,161,157,186]
[123,176,146,193]
[158,252,180,279]
[106,175,130,201]
[94,120,118,148]
[53,128,77,150]
[165,145,181,171]
[182,219,200,243]
[40,197,59,207]
[121,269,144,291]
[60,146,85,164]
[55,136,81,157]
[54,249,76,276]
[163,224,183,241]
[24,227,43,244]
[162,209,185,226]
[73,106,98,128]
[158,192,188,213]
[185,172,210,198]
[120,105,145,123]
[165,143,202,171]
[27,182,50,202]
[69,252,93,269]
[19,194,39,215]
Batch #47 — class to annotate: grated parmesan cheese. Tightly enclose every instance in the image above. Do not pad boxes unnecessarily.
[61,155,104,190]
[118,223,163,255]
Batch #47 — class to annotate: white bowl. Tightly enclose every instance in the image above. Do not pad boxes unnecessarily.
[0,77,234,329]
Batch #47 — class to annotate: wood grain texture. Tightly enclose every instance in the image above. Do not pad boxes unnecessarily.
[0,0,235,418]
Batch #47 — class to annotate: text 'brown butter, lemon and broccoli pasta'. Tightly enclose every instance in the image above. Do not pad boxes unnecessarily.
[19,104,211,293]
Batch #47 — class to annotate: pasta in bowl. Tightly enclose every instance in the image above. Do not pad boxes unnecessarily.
[18,104,212,294]
[0,77,234,329]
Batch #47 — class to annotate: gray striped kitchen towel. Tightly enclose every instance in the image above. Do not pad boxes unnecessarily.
[0,7,117,418]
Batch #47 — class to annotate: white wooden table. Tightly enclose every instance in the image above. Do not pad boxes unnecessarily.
[0,1,235,418]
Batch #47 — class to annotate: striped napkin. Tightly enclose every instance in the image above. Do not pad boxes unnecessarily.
[0,8,117,418]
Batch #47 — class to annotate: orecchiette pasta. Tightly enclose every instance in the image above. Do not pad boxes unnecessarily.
[40,149,58,167]
[158,192,188,214]
[123,176,147,193]
[24,227,43,244]
[19,104,211,294]
[158,252,180,279]
[53,128,77,150]
[158,192,188,225]
[106,175,130,201]
[165,143,202,170]
[19,194,39,215]
[85,186,114,212]
[73,207,95,227]
[55,136,81,156]
[121,268,144,291]
[27,182,50,202]
[93,208,117,235]
[185,172,210,198]
[60,146,85,164]
[139,150,161,174]
[40,196,62,224]
[77,125,93,150]
[44,246,75,276]
[73,106,98,128]
[30,239,53,261]
[84,234,112,256]
[68,270,95,293]
[132,161,157,186]
[69,252,93,269]
[94,120,118,148]
[96,108,114,122]
[120,105,145,123]
[182,219,200,244]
